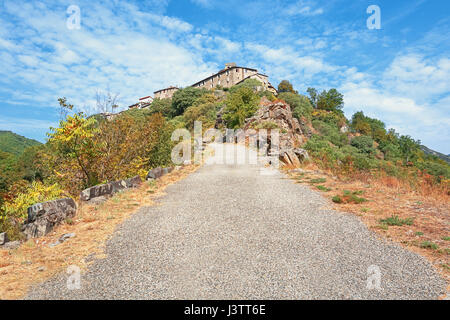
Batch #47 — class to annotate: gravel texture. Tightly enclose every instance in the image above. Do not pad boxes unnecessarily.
[27,145,446,299]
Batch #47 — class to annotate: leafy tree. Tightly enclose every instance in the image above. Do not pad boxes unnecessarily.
[183,94,221,130]
[150,98,173,118]
[350,135,376,155]
[278,80,297,94]
[171,87,207,117]
[222,87,260,129]
[351,111,387,142]
[278,92,313,121]
[229,79,264,94]
[306,87,318,109]
[47,113,102,193]
[317,89,344,112]
[398,135,420,164]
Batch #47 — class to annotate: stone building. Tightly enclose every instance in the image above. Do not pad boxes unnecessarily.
[153,86,179,99]
[129,63,277,109]
[191,63,277,94]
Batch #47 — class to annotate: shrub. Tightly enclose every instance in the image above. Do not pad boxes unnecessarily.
[350,135,375,155]
[1,181,65,238]
[379,215,414,226]
[278,92,313,121]
[312,120,347,147]
[149,98,173,118]
[332,195,343,203]
[419,241,439,250]
[171,87,208,117]
[311,109,346,127]
[183,94,220,130]
[222,87,260,129]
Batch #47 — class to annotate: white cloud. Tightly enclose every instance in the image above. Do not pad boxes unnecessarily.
[284,1,324,16]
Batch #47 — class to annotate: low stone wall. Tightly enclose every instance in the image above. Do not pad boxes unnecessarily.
[80,175,142,202]
[22,198,77,239]
[146,167,174,180]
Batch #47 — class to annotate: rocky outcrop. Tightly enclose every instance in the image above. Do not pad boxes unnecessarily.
[80,175,142,202]
[22,198,77,239]
[244,97,309,166]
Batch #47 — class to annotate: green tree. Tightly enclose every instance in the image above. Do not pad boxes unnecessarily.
[47,112,102,191]
[223,87,260,129]
[351,136,376,155]
[171,87,207,117]
[398,135,420,164]
[317,89,344,112]
[306,87,318,109]
[150,98,173,118]
[278,80,297,94]
[278,92,313,120]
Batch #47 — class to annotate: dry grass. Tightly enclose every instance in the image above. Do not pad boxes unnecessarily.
[287,166,450,297]
[0,164,199,300]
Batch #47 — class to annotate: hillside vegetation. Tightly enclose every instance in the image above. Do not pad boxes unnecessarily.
[0,131,41,156]
[0,78,449,240]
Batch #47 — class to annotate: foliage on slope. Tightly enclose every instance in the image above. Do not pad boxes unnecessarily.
[0,131,41,156]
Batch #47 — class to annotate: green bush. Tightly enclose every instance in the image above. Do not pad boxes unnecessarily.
[278,92,313,121]
[312,120,347,147]
[171,87,208,117]
[350,135,375,155]
[222,87,260,129]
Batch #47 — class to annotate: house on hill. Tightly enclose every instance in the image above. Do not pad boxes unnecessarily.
[191,63,277,94]
[153,86,180,99]
[128,63,277,109]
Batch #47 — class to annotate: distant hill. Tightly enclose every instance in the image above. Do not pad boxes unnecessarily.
[420,145,450,164]
[0,131,42,156]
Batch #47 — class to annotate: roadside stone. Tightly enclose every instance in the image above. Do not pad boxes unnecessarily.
[146,167,174,181]
[147,167,163,180]
[0,232,8,245]
[23,198,77,239]
[59,233,76,243]
[38,266,46,272]
[81,176,143,202]
[2,240,21,250]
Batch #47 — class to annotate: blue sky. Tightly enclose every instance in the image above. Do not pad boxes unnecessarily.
[0,0,449,153]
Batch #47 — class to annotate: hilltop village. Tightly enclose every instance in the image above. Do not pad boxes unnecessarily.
[128,63,277,109]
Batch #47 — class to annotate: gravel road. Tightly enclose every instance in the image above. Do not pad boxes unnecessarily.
[27,144,446,299]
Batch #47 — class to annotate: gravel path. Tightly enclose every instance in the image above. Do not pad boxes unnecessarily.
[27,144,446,299]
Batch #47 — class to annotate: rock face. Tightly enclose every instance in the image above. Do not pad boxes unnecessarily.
[80,176,142,201]
[22,198,77,239]
[244,97,309,166]
[245,97,305,150]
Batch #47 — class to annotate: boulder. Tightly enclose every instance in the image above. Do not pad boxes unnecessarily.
[80,176,142,201]
[147,167,163,180]
[22,198,77,239]
[80,183,113,201]
[124,175,142,188]
[2,240,21,250]
[0,232,8,245]
[293,148,310,161]
[146,167,173,181]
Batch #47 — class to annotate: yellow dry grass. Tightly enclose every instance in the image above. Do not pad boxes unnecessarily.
[0,164,199,300]
[286,167,450,297]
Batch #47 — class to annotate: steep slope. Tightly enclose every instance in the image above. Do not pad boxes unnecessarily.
[420,145,450,164]
[0,131,41,156]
